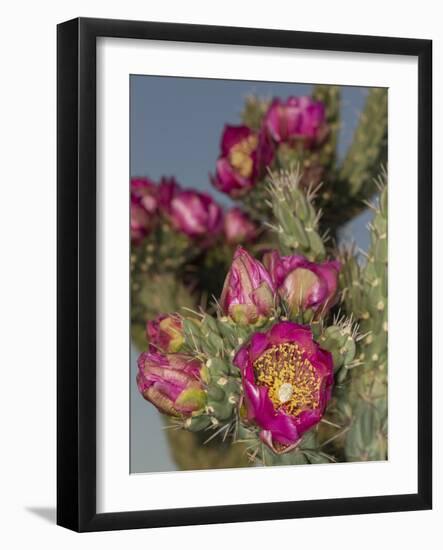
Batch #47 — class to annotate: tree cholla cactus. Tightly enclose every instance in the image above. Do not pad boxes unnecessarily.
[131,85,388,469]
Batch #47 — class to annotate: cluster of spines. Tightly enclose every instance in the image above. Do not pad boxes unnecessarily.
[267,167,327,260]
[179,314,245,434]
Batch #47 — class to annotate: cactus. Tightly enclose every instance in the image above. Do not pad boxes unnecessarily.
[339,176,388,461]
[131,272,195,344]
[339,89,388,200]
[131,84,389,470]
[311,84,341,177]
[164,423,249,470]
[267,168,326,261]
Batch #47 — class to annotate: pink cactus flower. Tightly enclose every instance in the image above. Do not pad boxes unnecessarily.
[264,96,326,145]
[137,351,206,417]
[211,125,273,196]
[223,208,258,245]
[263,250,340,316]
[234,321,334,453]
[146,313,184,353]
[220,247,276,325]
[169,189,223,239]
[130,177,158,243]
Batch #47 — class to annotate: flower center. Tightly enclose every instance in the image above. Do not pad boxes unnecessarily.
[253,342,321,416]
[228,135,258,178]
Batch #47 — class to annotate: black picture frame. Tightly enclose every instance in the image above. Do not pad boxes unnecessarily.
[57,17,432,532]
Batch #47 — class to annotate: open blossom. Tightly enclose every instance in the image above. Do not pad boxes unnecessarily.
[263,251,340,315]
[220,247,276,325]
[169,189,223,239]
[223,208,258,245]
[212,125,273,196]
[137,351,206,417]
[234,321,334,453]
[147,313,184,353]
[264,96,326,145]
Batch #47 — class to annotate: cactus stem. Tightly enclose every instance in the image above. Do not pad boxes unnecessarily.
[320,426,351,448]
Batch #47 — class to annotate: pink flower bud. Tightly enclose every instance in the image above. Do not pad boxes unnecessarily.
[220,247,276,325]
[264,96,326,145]
[263,250,341,316]
[146,314,184,353]
[169,189,223,239]
[137,351,207,417]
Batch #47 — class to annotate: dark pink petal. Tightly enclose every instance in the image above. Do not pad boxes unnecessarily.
[281,268,328,309]
[280,254,309,273]
[264,96,326,143]
[137,350,206,416]
[212,158,252,195]
[243,380,299,445]
[312,260,341,306]
[257,130,275,167]
[247,331,270,363]
[232,346,250,373]
[169,190,223,238]
[157,176,181,214]
[269,253,341,314]
[131,177,158,214]
[295,409,322,434]
[264,99,286,142]
[219,247,276,323]
[268,321,316,356]
[223,208,257,245]
[220,125,253,156]
[313,348,335,385]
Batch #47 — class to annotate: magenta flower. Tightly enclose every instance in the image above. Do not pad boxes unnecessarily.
[263,250,340,316]
[131,177,158,214]
[157,176,182,215]
[147,313,184,353]
[212,125,273,196]
[223,208,258,245]
[131,202,151,243]
[130,177,158,243]
[264,96,326,145]
[137,351,207,417]
[234,321,334,453]
[220,247,276,325]
[169,189,223,239]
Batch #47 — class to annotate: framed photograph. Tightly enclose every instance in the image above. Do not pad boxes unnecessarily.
[57,17,432,532]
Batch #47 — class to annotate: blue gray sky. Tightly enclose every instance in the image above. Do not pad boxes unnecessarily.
[130,76,368,205]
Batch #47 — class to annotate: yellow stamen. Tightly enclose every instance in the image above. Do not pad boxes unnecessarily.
[253,343,321,416]
[228,135,258,178]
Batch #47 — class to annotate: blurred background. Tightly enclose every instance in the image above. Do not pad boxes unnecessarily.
[130,76,374,473]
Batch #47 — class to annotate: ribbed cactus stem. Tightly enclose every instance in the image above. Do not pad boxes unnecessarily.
[267,168,327,261]
[339,88,388,199]
[341,178,388,461]
[311,84,341,178]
